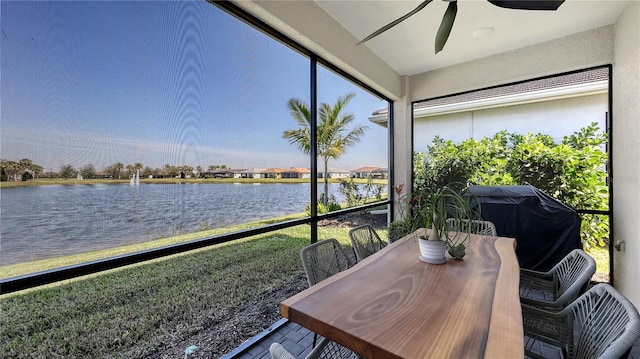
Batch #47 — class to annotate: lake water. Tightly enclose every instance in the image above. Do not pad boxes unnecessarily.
[0,183,348,266]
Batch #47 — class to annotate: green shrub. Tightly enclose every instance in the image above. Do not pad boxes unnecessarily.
[338,176,384,207]
[306,193,341,215]
[413,123,609,248]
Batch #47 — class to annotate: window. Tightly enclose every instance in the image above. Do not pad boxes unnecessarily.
[0,1,391,288]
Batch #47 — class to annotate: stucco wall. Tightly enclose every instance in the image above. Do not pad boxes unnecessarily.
[612,0,640,307]
[414,93,608,150]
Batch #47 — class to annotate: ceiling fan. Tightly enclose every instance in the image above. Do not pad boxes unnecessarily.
[357,0,565,54]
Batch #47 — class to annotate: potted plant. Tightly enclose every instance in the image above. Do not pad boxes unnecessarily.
[411,183,480,263]
[389,182,481,264]
[388,182,480,262]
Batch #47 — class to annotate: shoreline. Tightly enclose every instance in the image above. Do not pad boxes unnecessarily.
[0,203,390,279]
[0,212,309,279]
[0,177,387,188]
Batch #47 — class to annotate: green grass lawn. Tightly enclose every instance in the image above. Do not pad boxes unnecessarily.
[585,245,610,280]
[0,224,361,358]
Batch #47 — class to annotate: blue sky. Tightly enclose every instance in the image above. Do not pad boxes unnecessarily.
[1,1,389,172]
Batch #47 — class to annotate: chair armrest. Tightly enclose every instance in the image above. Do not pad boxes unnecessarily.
[522,303,574,349]
[522,303,568,319]
[520,269,557,302]
[520,295,564,310]
[521,267,553,278]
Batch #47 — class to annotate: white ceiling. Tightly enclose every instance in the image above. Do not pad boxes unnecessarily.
[315,0,629,76]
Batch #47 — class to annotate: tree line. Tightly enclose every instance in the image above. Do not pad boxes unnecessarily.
[0,159,229,181]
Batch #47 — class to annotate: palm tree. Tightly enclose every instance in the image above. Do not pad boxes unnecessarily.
[106,162,124,179]
[1,159,19,181]
[30,164,43,179]
[283,92,368,206]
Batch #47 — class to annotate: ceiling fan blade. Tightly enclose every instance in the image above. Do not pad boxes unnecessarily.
[357,0,434,45]
[487,0,565,11]
[435,0,457,54]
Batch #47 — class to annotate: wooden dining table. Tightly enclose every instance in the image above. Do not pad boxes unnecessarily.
[280,229,523,359]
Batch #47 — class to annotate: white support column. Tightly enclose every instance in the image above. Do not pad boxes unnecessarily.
[392,76,413,221]
[612,0,640,307]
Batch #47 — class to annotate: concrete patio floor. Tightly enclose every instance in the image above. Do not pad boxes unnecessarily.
[222,318,640,359]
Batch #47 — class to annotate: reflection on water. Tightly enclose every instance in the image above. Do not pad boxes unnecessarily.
[0,183,346,265]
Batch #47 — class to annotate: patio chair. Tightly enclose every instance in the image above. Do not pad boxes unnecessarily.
[520,249,596,311]
[348,224,386,262]
[445,218,497,236]
[269,337,354,359]
[300,238,355,348]
[300,238,354,287]
[522,283,640,359]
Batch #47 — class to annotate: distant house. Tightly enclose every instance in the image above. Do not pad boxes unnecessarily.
[201,169,235,178]
[239,168,267,179]
[232,169,246,178]
[372,168,388,179]
[351,166,382,179]
[282,167,311,179]
[317,167,351,179]
[262,168,287,179]
[216,169,234,178]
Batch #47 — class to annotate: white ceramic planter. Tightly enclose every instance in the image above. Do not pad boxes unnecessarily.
[418,237,446,264]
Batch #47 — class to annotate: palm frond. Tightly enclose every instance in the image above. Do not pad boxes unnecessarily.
[287,98,311,127]
[282,128,312,154]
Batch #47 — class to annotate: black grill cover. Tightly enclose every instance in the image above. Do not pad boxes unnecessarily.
[465,185,581,271]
